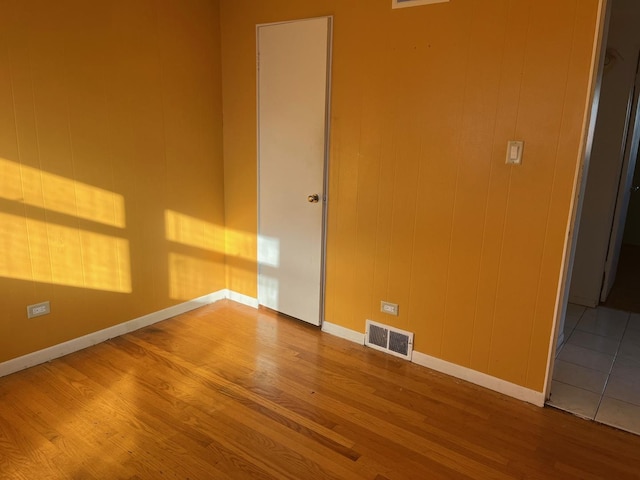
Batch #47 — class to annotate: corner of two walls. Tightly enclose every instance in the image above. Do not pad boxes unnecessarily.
[0,0,604,399]
[220,0,603,393]
[0,0,226,364]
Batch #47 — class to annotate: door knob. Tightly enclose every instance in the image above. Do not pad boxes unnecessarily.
[307,194,320,203]
[632,185,640,193]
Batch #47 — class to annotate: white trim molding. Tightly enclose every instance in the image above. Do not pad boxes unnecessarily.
[411,351,545,407]
[321,321,365,345]
[0,290,258,379]
[321,322,544,407]
[2,293,545,408]
[226,289,260,308]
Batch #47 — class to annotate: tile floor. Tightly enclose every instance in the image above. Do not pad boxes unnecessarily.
[548,304,640,435]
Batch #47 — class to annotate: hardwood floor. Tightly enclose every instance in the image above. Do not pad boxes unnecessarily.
[1,300,639,479]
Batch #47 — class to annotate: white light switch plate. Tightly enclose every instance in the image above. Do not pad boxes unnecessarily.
[506,140,524,165]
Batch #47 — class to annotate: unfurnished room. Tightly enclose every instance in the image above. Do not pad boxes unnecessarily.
[1,0,640,478]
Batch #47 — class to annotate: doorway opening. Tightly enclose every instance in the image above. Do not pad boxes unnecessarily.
[547,0,640,435]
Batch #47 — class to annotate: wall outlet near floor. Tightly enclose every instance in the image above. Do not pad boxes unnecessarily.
[27,301,50,319]
[380,301,399,316]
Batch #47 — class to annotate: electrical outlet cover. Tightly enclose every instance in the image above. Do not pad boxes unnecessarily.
[381,301,399,316]
[27,301,50,319]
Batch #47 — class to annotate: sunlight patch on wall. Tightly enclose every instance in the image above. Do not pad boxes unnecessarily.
[226,227,256,261]
[168,252,219,301]
[164,211,257,300]
[257,234,279,268]
[165,208,256,260]
[165,210,256,262]
[0,157,126,228]
[0,212,131,293]
[165,209,224,253]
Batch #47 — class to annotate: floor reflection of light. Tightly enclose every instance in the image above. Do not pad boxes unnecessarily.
[256,315,278,344]
[0,157,126,228]
[0,212,131,293]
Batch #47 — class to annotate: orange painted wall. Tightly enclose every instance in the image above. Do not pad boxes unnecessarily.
[220,0,602,390]
[0,0,225,363]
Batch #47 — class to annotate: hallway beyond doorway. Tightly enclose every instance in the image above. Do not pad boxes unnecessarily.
[549,304,640,435]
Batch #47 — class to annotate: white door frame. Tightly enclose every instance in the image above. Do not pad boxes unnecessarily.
[255,17,333,326]
[543,0,611,400]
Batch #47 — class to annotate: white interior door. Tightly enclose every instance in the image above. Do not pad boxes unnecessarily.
[257,17,331,326]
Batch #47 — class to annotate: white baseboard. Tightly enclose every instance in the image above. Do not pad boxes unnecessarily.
[321,321,365,344]
[321,322,544,407]
[411,351,545,407]
[3,293,544,407]
[0,289,257,379]
[226,289,259,308]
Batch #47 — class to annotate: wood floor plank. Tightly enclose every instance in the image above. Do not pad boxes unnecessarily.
[123,333,359,455]
[116,335,373,479]
[1,299,640,479]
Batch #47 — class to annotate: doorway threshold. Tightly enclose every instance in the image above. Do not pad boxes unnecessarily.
[547,304,640,436]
